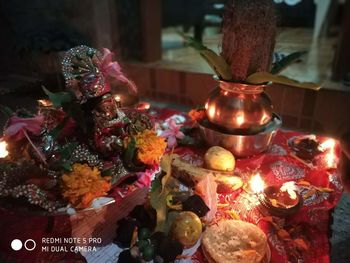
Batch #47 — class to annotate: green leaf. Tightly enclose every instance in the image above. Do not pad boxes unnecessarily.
[150,154,173,232]
[49,117,69,139]
[270,51,307,74]
[59,142,78,160]
[62,100,87,133]
[42,86,73,108]
[101,168,113,177]
[0,105,14,118]
[178,135,196,146]
[60,161,73,172]
[124,137,137,166]
[178,31,206,50]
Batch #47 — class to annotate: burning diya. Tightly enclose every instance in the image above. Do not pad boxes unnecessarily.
[259,183,302,217]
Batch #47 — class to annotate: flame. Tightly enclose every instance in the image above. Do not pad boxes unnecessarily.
[250,173,265,193]
[114,95,121,102]
[38,99,53,107]
[281,181,297,200]
[236,112,245,126]
[0,140,9,158]
[137,102,151,110]
[321,139,337,168]
[320,139,335,150]
[326,148,336,168]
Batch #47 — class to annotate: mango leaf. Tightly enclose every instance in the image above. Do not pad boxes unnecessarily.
[0,105,14,118]
[42,87,73,108]
[48,117,69,139]
[59,142,78,160]
[246,72,320,90]
[178,31,206,50]
[270,51,307,74]
[123,137,137,167]
[150,154,173,232]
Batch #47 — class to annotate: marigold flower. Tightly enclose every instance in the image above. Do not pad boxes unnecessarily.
[188,108,206,122]
[133,129,166,166]
[61,163,111,209]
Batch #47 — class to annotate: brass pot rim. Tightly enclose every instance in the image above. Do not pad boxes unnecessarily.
[218,80,266,94]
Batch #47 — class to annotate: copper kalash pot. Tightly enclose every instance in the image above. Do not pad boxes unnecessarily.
[199,80,281,157]
[205,81,273,132]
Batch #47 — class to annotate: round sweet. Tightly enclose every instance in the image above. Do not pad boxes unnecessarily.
[202,220,267,263]
[170,211,202,247]
[204,146,235,172]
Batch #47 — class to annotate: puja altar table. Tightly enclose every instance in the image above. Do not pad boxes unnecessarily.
[0,107,343,263]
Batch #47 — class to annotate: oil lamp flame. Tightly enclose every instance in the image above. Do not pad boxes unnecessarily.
[320,139,335,150]
[114,95,122,108]
[0,140,9,158]
[38,99,53,107]
[321,139,337,168]
[250,173,265,193]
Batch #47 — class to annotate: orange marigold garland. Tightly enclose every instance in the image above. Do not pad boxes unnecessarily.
[61,163,111,209]
[128,129,167,166]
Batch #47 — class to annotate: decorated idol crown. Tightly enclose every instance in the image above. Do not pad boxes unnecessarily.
[62,45,136,103]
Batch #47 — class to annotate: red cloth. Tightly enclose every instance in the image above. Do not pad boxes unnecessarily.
[189,130,342,263]
[0,108,343,263]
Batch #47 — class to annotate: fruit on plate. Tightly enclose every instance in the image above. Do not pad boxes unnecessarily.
[170,211,202,247]
[204,146,235,172]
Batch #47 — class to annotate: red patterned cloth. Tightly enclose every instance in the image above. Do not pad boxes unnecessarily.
[187,130,342,263]
[0,108,343,263]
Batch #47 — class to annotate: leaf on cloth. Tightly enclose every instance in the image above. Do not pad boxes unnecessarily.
[277,229,291,240]
[303,188,317,199]
[150,154,173,233]
[315,187,334,193]
[297,180,311,186]
[293,238,309,251]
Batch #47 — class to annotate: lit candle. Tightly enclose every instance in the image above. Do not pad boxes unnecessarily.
[249,173,265,193]
[0,140,9,158]
[114,95,122,108]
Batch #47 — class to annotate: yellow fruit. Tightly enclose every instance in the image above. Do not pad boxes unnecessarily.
[204,146,235,172]
[170,211,202,247]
